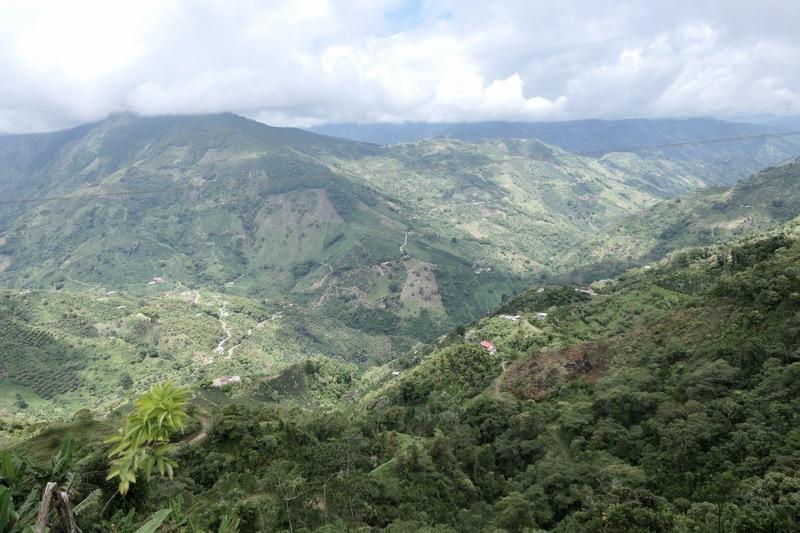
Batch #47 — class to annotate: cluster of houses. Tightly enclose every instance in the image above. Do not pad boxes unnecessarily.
[471,284,602,361]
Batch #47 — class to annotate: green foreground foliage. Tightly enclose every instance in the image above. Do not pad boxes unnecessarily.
[107,383,189,495]
[4,223,800,531]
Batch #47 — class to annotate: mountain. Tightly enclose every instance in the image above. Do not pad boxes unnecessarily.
[726,113,800,131]
[0,113,510,337]
[7,221,800,530]
[5,113,800,531]
[4,113,800,422]
[6,112,784,417]
[310,117,800,183]
[558,158,800,280]
[6,113,795,342]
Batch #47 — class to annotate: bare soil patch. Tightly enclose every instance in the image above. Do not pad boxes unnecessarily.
[503,342,606,400]
[400,259,443,309]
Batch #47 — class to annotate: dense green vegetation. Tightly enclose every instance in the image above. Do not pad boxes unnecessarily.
[4,115,800,530]
[2,114,798,353]
[0,287,416,420]
[4,221,800,530]
[7,113,799,422]
[560,158,800,281]
[310,118,800,180]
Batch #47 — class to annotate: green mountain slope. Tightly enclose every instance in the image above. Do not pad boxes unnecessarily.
[5,113,790,343]
[0,287,416,421]
[5,114,800,427]
[7,222,800,530]
[0,114,518,337]
[311,117,800,183]
[559,158,800,280]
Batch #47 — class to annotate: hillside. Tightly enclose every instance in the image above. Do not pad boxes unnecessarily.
[5,114,800,426]
[311,117,800,184]
[4,114,792,345]
[0,287,414,421]
[6,221,800,530]
[0,113,517,340]
[559,158,800,280]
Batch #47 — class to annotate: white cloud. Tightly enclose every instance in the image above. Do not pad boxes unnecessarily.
[0,0,798,133]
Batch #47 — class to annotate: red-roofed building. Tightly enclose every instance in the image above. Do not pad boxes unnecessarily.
[480,340,497,354]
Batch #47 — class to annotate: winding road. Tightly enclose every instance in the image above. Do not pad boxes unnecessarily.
[492,360,509,399]
[186,412,212,445]
[400,230,410,256]
[213,303,232,355]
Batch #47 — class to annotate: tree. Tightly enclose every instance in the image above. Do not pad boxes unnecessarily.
[14,394,27,410]
[269,460,305,533]
[119,372,133,390]
[106,383,189,495]
[494,492,538,532]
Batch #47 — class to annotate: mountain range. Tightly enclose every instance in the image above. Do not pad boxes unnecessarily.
[1,113,800,418]
[3,112,800,530]
[8,210,800,531]
[310,116,800,169]
[559,158,800,280]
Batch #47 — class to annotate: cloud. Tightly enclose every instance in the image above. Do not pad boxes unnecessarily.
[0,0,798,133]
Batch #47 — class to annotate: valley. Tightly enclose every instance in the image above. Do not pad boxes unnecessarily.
[1,113,800,531]
[4,1,800,530]
[2,113,799,420]
[6,213,800,530]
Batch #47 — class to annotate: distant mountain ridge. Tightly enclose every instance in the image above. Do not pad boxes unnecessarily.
[726,113,800,131]
[2,112,800,406]
[309,116,790,148]
[558,158,800,280]
[311,117,800,182]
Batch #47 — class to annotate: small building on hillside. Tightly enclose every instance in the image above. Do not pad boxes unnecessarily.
[534,312,548,321]
[212,375,241,388]
[480,340,497,354]
[575,287,596,296]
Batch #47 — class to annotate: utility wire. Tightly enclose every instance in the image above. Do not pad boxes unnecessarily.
[0,185,184,205]
[1,130,799,206]
[606,105,800,122]
[566,130,800,158]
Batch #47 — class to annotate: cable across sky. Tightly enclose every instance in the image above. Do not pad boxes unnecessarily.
[1,130,799,206]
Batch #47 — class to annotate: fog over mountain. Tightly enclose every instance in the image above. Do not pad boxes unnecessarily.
[1,0,799,133]
[6,2,800,532]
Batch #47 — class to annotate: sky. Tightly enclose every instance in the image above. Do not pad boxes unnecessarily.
[1,0,799,133]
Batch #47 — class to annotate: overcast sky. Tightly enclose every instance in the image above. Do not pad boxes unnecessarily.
[1,0,799,133]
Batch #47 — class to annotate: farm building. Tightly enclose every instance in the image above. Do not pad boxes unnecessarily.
[212,375,241,387]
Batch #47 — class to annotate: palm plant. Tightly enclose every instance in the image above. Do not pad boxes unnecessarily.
[106,383,190,495]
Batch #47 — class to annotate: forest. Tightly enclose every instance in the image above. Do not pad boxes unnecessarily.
[3,223,800,531]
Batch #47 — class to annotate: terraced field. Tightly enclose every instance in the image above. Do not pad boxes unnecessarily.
[0,287,414,420]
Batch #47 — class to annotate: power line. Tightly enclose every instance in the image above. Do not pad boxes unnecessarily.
[0,185,184,206]
[567,130,800,158]
[613,105,800,122]
[1,130,799,206]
